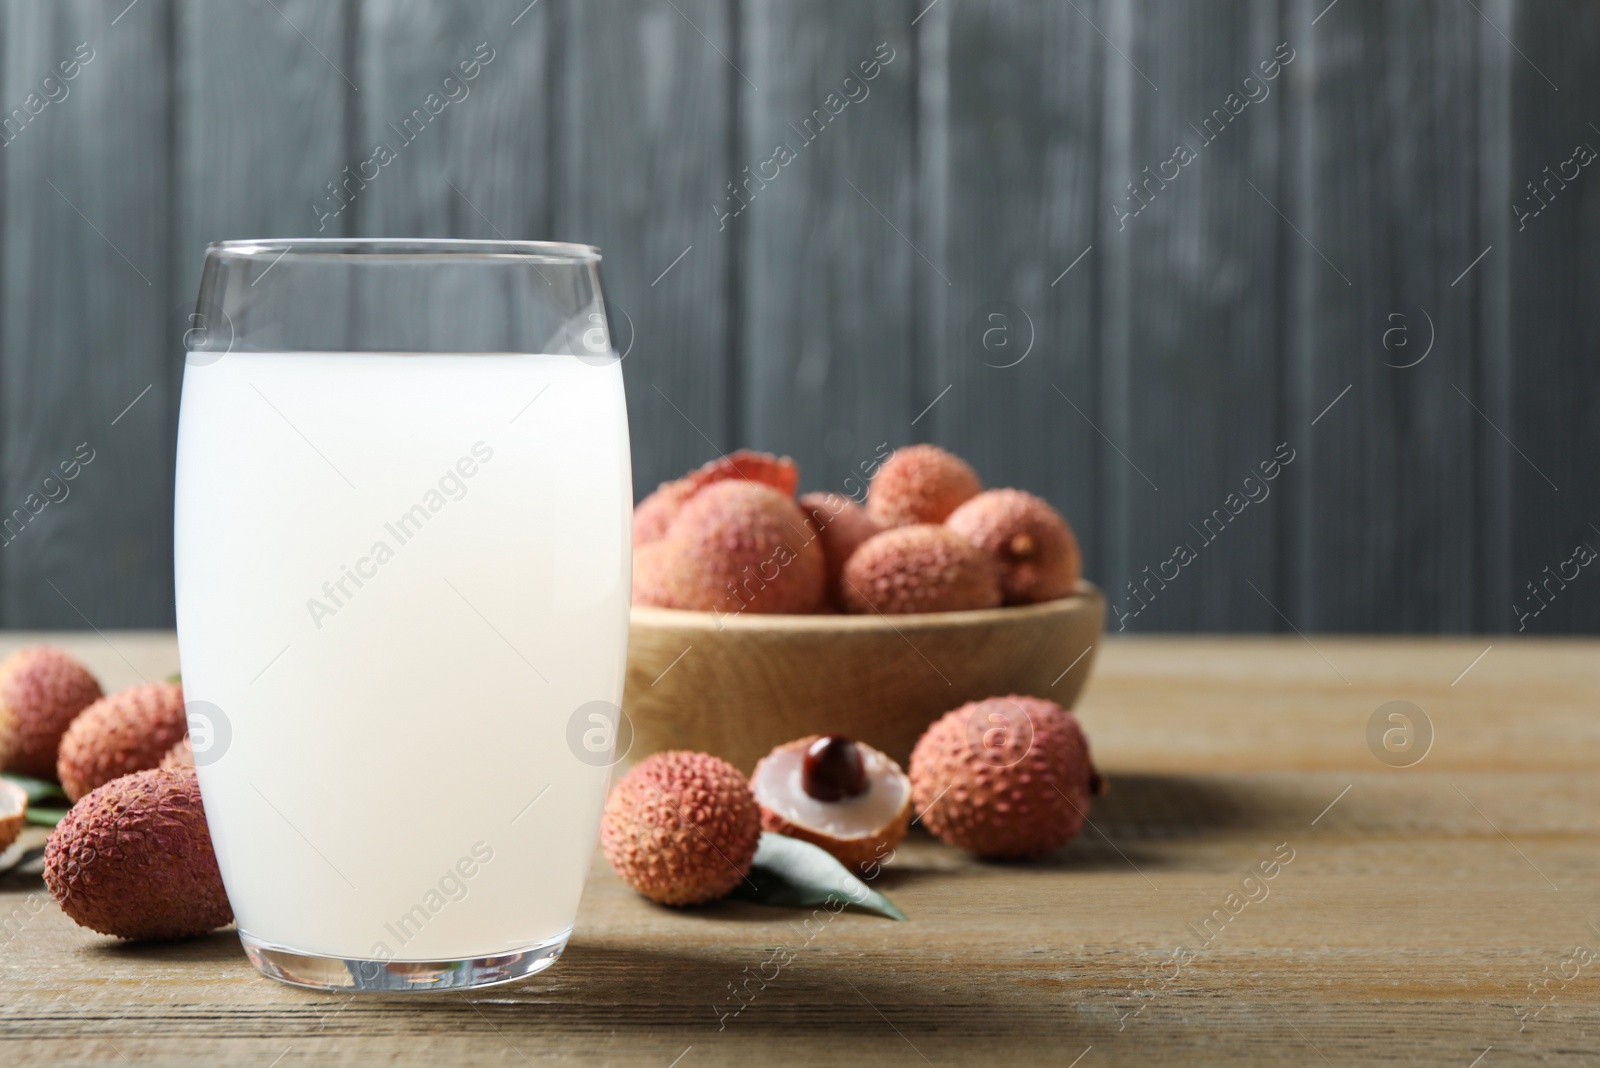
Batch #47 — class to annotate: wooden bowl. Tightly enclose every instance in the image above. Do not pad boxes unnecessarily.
[621,581,1105,772]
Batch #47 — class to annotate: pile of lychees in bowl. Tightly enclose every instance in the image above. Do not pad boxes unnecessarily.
[634,443,1082,614]
[623,443,1105,774]
[0,647,230,941]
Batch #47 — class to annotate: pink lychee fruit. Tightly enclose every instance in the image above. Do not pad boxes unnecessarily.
[632,481,826,614]
[866,444,982,527]
[946,489,1082,604]
[634,450,799,545]
[910,695,1104,858]
[840,525,1001,615]
[798,492,883,607]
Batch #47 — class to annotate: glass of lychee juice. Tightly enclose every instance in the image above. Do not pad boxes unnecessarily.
[173,240,632,991]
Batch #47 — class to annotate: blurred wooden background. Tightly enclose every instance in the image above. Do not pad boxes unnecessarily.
[0,0,1595,633]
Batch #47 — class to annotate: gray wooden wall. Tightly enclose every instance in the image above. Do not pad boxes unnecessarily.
[1,0,1595,634]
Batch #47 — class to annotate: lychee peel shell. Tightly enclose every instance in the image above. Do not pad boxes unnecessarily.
[866,444,982,527]
[0,646,103,779]
[601,750,761,906]
[57,682,189,803]
[43,767,233,940]
[841,525,1001,615]
[946,488,1081,605]
[910,696,1097,858]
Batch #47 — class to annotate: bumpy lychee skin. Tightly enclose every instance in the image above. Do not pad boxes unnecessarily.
[866,444,982,527]
[0,646,103,778]
[799,492,883,606]
[946,489,1082,605]
[160,736,194,771]
[841,525,1001,615]
[44,767,232,940]
[57,682,188,802]
[634,450,800,545]
[601,751,762,906]
[635,481,826,614]
[752,735,911,874]
[910,696,1101,859]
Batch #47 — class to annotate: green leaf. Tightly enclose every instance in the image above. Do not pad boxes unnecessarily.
[1,773,68,806]
[166,672,182,684]
[24,807,67,827]
[727,833,907,920]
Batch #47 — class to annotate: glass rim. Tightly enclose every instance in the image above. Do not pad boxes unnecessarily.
[205,238,603,264]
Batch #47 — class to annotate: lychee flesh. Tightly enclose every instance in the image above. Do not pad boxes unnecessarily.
[0,778,26,854]
[44,767,233,940]
[0,646,103,778]
[57,682,188,802]
[752,735,910,874]
[634,450,800,545]
[909,695,1099,859]
[633,481,826,614]
[840,525,1001,615]
[866,444,982,527]
[946,488,1082,604]
[601,750,761,906]
[799,492,883,604]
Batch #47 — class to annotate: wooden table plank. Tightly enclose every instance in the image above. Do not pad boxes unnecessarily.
[2,633,1597,1065]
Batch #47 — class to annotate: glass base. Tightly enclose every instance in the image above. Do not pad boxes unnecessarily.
[239,929,569,992]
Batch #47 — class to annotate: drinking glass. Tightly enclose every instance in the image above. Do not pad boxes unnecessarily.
[174,240,632,991]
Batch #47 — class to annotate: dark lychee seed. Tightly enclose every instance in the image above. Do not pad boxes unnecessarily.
[1089,767,1108,797]
[802,735,868,802]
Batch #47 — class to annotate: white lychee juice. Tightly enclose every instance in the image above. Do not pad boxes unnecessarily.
[174,350,631,982]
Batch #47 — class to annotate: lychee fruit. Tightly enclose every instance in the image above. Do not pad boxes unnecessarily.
[632,481,826,614]
[160,736,194,771]
[0,646,103,778]
[634,449,800,545]
[0,777,26,854]
[799,492,883,606]
[909,695,1103,859]
[44,767,232,940]
[840,525,1001,615]
[601,750,762,906]
[57,682,188,802]
[751,735,910,874]
[866,444,981,527]
[946,489,1082,604]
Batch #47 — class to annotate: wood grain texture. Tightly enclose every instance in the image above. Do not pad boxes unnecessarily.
[0,0,176,630]
[740,0,917,497]
[623,583,1105,771]
[353,0,550,239]
[918,0,1103,582]
[1504,1,1600,633]
[1291,0,1485,633]
[1100,0,1286,633]
[3,632,1599,1064]
[554,0,736,502]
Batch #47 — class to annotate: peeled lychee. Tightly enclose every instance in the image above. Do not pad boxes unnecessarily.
[0,778,26,854]
[632,481,826,614]
[601,750,762,906]
[799,493,883,606]
[57,682,188,802]
[0,646,103,778]
[635,450,800,545]
[946,489,1082,604]
[160,736,195,771]
[866,444,981,527]
[840,525,1001,615]
[910,696,1102,859]
[751,735,910,874]
[44,767,232,940]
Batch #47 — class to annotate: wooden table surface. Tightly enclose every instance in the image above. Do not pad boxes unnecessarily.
[3,632,1597,1066]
